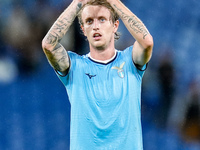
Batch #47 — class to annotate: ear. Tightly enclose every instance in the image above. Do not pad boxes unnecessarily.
[81,25,86,36]
[113,20,119,33]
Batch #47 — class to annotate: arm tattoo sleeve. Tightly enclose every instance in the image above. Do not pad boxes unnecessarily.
[43,2,83,71]
[113,4,149,39]
[47,16,75,46]
[45,2,82,47]
[46,43,69,71]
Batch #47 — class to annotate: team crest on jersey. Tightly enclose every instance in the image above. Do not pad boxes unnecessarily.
[112,62,125,78]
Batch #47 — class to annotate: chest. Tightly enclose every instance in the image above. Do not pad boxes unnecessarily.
[72,61,136,102]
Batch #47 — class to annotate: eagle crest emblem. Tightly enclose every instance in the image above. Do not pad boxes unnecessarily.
[112,62,125,78]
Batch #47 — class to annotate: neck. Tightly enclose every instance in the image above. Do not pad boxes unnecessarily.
[89,40,116,61]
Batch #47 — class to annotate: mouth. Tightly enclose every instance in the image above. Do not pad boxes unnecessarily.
[93,33,102,40]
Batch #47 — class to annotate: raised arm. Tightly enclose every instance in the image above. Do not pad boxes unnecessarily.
[107,0,153,68]
[42,0,89,75]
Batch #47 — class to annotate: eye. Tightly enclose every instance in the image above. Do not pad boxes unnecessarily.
[99,18,106,22]
[86,19,93,25]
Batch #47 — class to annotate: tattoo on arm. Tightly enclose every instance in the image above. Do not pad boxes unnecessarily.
[45,33,59,47]
[113,4,149,39]
[55,19,70,35]
[77,2,82,12]
[127,16,149,39]
[45,9,77,47]
[45,44,69,71]
[45,2,84,48]
[44,2,84,72]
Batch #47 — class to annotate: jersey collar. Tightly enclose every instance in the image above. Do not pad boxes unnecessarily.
[87,50,117,65]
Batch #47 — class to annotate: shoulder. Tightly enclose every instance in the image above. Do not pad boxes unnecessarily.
[68,51,89,60]
[67,51,89,65]
[118,45,133,55]
[117,45,147,76]
[117,45,133,60]
[67,51,90,71]
[67,51,80,59]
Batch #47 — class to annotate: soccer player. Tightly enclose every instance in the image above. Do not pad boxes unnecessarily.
[42,0,153,149]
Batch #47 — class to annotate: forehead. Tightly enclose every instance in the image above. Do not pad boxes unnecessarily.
[81,5,111,20]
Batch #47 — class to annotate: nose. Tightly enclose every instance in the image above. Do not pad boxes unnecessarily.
[93,19,99,30]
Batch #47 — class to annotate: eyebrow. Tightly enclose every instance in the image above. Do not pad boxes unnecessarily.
[85,17,93,22]
[85,16,107,21]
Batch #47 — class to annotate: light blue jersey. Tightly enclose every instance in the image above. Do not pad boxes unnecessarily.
[56,46,146,150]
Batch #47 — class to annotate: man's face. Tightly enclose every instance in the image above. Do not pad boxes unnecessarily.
[81,5,119,50]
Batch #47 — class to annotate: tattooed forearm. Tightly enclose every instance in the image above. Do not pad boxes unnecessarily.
[113,4,149,39]
[45,33,59,47]
[77,2,83,12]
[127,16,149,39]
[44,6,78,48]
[45,44,69,71]
[42,2,85,72]
[44,2,84,48]
[54,19,71,34]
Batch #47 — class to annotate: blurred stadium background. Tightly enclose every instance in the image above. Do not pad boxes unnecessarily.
[1,0,200,149]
